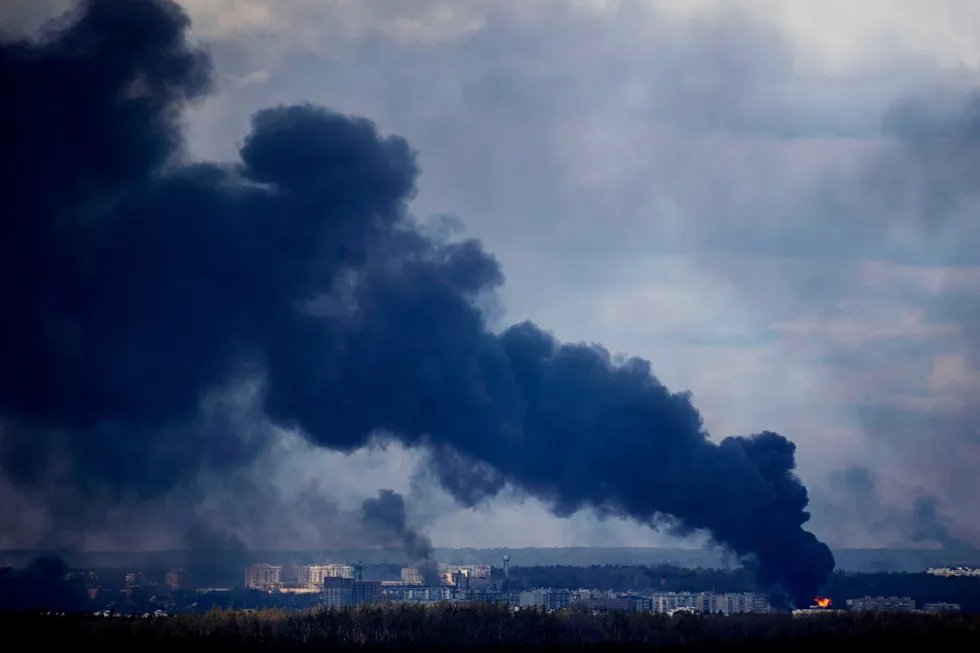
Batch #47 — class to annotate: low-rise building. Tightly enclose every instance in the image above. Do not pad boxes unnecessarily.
[926,567,980,577]
[647,592,769,615]
[923,602,961,614]
[382,586,451,603]
[846,596,916,612]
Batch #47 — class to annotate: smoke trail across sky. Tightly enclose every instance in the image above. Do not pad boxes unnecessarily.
[0,0,833,603]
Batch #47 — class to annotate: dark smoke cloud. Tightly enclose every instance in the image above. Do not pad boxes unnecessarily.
[0,554,88,612]
[0,0,832,604]
[360,489,441,586]
[361,489,433,561]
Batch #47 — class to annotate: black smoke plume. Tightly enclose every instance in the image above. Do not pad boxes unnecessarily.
[360,489,441,586]
[361,490,433,561]
[0,554,88,613]
[0,0,833,604]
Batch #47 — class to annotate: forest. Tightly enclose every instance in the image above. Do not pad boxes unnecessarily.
[4,604,978,651]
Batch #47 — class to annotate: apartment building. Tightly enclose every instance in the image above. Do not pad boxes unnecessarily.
[706,593,771,615]
[400,567,423,586]
[244,563,282,590]
[518,589,570,611]
[165,569,186,591]
[320,578,384,610]
[923,602,961,614]
[321,578,353,609]
[282,564,356,589]
[383,586,454,603]
[652,592,700,614]
[845,596,916,612]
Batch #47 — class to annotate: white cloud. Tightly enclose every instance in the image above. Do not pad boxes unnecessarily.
[656,0,980,72]
[857,261,980,295]
[771,305,961,346]
[172,0,980,77]
[9,0,980,74]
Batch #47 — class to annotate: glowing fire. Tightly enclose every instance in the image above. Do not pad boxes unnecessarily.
[814,597,832,609]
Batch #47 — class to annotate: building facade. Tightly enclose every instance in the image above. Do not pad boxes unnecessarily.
[165,569,186,591]
[401,567,423,586]
[845,596,916,612]
[283,564,356,589]
[320,579,383,609]
[322,578,353,609]
[245,564,282,590]
[923,602,961,614]
[705,592,771,615]
[353,581,383,606]
[518,589,571,611]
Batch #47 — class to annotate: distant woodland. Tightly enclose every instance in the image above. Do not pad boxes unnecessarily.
[4,606,979,651]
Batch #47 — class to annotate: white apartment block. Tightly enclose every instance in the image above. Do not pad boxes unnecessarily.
[264,563,356,590]
[292,564,355,588]
[648,592,770,615]
[316,564,356,582]
[244,564,282,590]
[927,567,980,577]
[652,592,700,613]
[707,592,770,615]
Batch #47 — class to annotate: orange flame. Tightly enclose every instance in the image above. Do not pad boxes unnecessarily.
[814,597,832,608]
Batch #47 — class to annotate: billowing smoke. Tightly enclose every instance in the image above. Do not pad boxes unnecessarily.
[0,554,88,613]
[360,489,441,586]
[361,490,433,561]
[0,0,833,604]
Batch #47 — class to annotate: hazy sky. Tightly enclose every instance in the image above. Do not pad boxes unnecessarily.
[6,0,980,551]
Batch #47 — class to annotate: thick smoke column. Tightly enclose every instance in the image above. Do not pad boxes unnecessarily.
[0,0,833,604]
[361,490,433,561]
[361,490,441,586]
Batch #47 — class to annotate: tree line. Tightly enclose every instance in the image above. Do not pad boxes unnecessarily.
[3,604,978,651]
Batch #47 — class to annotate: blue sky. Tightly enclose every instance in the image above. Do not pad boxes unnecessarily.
[5,0,979,552]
